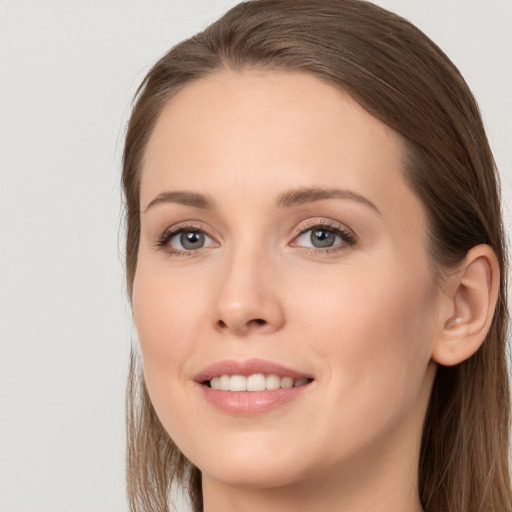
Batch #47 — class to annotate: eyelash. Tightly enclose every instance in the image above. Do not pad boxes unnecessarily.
[293,221,357,254]
[155,223,211,256]
[155,221,357,256]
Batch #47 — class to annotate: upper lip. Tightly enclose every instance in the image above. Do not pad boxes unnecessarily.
[194,358,313,383]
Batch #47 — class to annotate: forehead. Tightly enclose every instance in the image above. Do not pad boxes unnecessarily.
[140,69,418,223]
[143,69,402,167]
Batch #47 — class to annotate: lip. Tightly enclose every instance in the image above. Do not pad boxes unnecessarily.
[194,358,314,416]
[194,358,313,382]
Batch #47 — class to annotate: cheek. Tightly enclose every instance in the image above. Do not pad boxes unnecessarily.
[132,264,206,383]
[292,260,436,405]
[131,263,213,442]
[282,262,437,463]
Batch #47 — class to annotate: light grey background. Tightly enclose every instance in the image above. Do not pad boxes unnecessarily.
[1,1,510,511]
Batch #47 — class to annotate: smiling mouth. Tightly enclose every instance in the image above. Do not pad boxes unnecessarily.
[204,374,313,391]
[197,360,314,414]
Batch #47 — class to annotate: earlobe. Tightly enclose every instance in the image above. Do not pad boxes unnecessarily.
[432,244,499,367]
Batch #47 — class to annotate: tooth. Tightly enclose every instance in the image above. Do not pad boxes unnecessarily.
[280,376,294,389]
[266,374,281,390]
[247,373,266,391]
[219,375,230,391]
[210,374,308,392]
[210,376,220,390]
[230,375,247,391]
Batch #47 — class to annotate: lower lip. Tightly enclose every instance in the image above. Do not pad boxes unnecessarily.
[199,384,311,416]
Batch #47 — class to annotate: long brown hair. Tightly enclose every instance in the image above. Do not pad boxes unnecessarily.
[122,1,511,510]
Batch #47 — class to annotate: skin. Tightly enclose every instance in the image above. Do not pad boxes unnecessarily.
[132,70,495,511]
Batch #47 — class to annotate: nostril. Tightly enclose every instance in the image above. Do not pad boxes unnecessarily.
[215,317,270,333]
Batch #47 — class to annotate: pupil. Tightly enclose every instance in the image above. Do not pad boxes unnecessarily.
[181,231,204,250]
[311,229,335,248]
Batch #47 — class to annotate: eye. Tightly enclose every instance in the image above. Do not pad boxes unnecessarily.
[158,227,216,254]
[292,223,356,251]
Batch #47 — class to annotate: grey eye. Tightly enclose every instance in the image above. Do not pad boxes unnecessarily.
[310,228,336,248]
[169,229,214,251]
[180,231,205,250]
[292,224,355,251]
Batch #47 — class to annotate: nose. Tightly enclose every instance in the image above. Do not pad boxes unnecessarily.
[212,246,286,336]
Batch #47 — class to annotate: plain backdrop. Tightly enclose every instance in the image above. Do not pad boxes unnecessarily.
[0,1,510,511]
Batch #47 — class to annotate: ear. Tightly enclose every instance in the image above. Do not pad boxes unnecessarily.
[432,244,500,367]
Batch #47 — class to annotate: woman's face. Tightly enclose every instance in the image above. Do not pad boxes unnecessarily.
[133,70,440,492]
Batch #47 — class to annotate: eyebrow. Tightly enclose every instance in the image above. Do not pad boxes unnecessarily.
[276,187,381,214]
[143,186,380,214]
[143,191,215,212]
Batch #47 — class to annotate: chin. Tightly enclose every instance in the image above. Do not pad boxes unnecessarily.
[200,458,306,490]
[185,432,312,489]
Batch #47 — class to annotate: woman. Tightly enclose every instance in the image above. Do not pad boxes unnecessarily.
[122,1,511,511]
